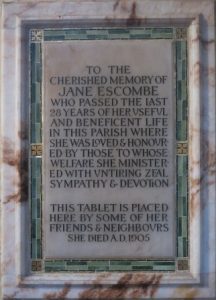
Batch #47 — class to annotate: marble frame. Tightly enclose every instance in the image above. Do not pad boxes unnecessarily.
[1,0,215,299]
[30,26,187,272]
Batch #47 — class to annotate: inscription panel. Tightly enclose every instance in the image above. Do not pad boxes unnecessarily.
[43,39,175,258]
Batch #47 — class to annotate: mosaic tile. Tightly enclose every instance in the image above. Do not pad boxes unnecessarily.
[182,60,187,80]
[31,178,36,199]
[130,34,152,39]
[182,216,188,237]
[31,144,42,156]
[31,29,43,42]
[155,261,175,266]
[177,259,189,271]
[178,197,183,217]
[151,266,168,271]
[32,260,42,272]
[182,196,187,216]
[37,239,42,258]
[31,197,37,220]
[45,260,65,267]
[87,261,109,268]
[153,265,175,271]
[66,265,89,271]
[44,30,66,36]
[177,143,188,155]
[152,28,173,33]
[86,29,109,35]
[183,238,188,257]
[31,240,37,259]
[132,266,153,271]
[36,219,41,239]
[108,29,130,34]
[85,35,109,40]
[177,237,183,257]
[37,198,41,217]
[131,261,153,266]
[178,217,182,236]
[31,220,36,239]
[66,260,87,266]
[110,260,131,266]
[175,28,187,40]
[177,63,183,80]
[46,35,67,41]
[109,265,133,271]
[182,99,187,120]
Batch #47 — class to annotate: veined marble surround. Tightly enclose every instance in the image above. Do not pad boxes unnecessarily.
[1,0,215,299]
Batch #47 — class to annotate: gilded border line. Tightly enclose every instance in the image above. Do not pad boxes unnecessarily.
[30,27,188,272]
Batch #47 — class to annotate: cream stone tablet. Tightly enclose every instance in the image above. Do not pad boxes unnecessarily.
[43,40,175,258]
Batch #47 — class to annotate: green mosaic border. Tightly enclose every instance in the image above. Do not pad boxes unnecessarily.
[30,40,42,260]
[30,42,42,143]
[44,259,175,272]
[31,157,42,259]
[176,41,188,258]
[44,27,174,41]
[30,27,188,272]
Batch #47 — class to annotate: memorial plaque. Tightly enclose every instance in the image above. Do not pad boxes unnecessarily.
[29,26,189,272]
[43,40,175,258]
[1,1,216,299]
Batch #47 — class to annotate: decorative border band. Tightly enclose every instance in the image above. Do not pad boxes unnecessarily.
[30,26,188,272]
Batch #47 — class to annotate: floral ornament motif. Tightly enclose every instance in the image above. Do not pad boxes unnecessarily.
[31,30,43,42]
[32,260,42,271]
[177,142,188,155]
[176,28,187,39]
[177,259,189,271]
[31,144,42,156]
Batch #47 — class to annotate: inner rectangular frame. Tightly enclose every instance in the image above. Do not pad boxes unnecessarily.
[29,26,188,273]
